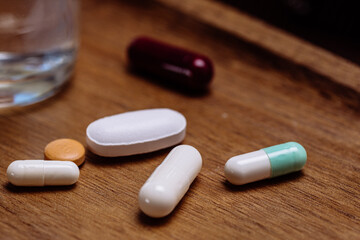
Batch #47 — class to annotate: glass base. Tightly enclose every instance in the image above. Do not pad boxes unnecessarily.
[0,49,76,108]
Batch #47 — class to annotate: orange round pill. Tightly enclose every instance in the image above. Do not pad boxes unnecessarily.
[44,138,85,166]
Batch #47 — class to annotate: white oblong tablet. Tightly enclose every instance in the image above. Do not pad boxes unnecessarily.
[7,160,79,186]
[139,145,202,218]
[86,108,187,157]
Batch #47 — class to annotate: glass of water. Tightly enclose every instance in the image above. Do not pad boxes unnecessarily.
[0,0,79,108]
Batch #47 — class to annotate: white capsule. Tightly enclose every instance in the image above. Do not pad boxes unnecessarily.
[139,145,202,218]
[7,160,79,186]
[86,108,186,157]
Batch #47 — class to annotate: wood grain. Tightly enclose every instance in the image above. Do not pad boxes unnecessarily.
[0,0,359,239]
[156,0,360,93]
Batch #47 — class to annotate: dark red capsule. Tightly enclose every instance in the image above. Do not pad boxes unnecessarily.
[127,37,214,90]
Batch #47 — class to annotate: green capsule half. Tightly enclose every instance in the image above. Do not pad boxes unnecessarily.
[263,142,307,178]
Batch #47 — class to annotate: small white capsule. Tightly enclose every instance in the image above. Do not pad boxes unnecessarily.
[139,145,202,218]
[7,160,79,186]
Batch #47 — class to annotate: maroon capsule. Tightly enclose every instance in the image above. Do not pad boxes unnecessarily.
[127,37,214,90]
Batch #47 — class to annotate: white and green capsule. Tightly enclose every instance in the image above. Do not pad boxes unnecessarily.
[225,142,307,185]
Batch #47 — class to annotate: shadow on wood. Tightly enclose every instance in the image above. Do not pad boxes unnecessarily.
[4,182,77,194]
[223,171,305,192]
[85,148,171,166]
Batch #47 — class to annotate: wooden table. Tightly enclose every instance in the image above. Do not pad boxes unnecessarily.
[1,0,359,239]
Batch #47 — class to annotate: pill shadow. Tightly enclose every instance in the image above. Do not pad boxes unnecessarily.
[223,171,305,192]
[127,67,211,98]
[3,182,77,193]
[85,147,170,166]
[137,177,200,226]
[137,211,174,227]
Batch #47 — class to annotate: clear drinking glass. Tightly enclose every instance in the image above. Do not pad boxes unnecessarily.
[0,0,79,108]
